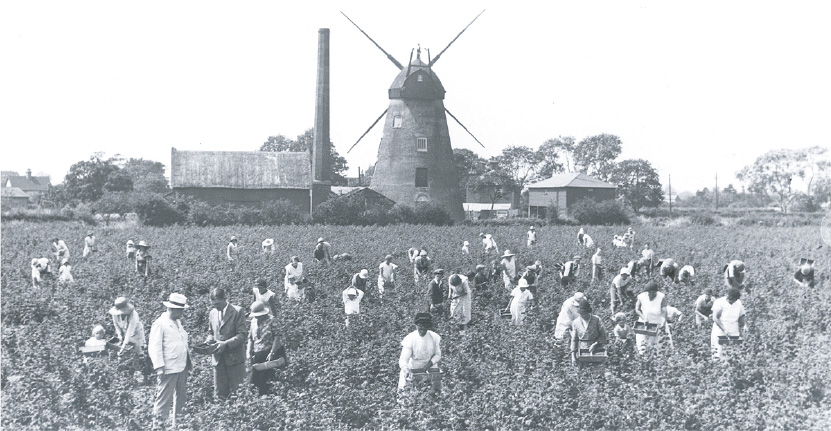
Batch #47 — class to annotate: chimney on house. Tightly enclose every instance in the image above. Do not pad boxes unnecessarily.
[26,169,32,180]
[312,28,331,183]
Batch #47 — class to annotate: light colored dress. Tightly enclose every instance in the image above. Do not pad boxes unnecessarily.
[711,297,746,359]
[555,300,581,339]
[83,235,95,257]
[398,330,441,389]
[285,262,304,290]
[510,287,534,325]
[58,264,74,283]
[113,309,147,350]
[448,275,472,325]
[636,291,665,354]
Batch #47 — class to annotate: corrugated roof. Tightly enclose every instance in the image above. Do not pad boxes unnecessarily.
[1,187,31,198]
[526,173,617,189]
[171,149,311,189]
[4,176,51,191]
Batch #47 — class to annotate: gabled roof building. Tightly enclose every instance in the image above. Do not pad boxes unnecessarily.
[526,173,617,218]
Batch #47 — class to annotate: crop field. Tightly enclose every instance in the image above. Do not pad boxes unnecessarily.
[2,221,829,430]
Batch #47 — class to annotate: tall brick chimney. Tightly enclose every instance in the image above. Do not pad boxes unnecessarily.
[26,169,32,180]
[312,28,331,183]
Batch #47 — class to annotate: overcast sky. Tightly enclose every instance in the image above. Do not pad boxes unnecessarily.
[2,1,829,193]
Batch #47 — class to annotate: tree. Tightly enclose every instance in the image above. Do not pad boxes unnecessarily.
[122,158,169,192]
[260,128,348,184]
[453,148,488,196]
[797,146,831,195]
[468,169,517,212]
[573,133,622,181]
[737,149,807,213]
[62,154,133,202]
[608,159,663,214]
[361,164,375,186]
[536,136,576,179]
[493,146,540,190]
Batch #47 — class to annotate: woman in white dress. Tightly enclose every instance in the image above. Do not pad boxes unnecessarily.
[509,278,534,326]
[711,288,747,360]
[448,274,472,330]
[634,281,667,354]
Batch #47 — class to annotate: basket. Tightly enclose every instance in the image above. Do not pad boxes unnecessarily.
[410,368,444,382]
[192,342,218,355]
[80,345,106,355]
[251,357,288,371]
[576,348,608,364]
[717,335,743,345]
[633,321,659,336]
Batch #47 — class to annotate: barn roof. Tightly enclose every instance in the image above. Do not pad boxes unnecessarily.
[171,149,311,189]
[4,175,51,191]
[527,173,617,189]
[1,187,31,198]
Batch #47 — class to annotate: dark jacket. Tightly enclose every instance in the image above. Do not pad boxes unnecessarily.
[209,304,248,366]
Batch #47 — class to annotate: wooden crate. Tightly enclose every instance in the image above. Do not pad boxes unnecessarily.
[80,345,105,355]
[633,321,659,336]
[576,348,608,364]
[410,368,444,382]
[717,335,743,345]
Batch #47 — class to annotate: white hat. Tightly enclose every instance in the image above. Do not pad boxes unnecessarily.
[571,292,586,306]
[262,238,274,246]
[163,293,189,309]
[419,250,428,256]
[31,258,38,265]
[530,225,535,230]
[463,241,470,246]
[502,250,515,257]
[126,240,134,245]
[137,241,149,248]
[318,237,325,243]
[619,267,630,275]
[250,301,269,317]
[109,297,134,316]
[230,236,237,242]
[346,287,358,296]
[358,269,369,279]
[517,278,529,288]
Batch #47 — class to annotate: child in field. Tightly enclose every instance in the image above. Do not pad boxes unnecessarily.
[31,257,51,288]
[591,248,603,283]
[285,275,303,301]
[342,287,364,327]
[83,231,96,258]
[58,258,74,283]
[85,325,107,348]
[461,241,470,255]
[126,240,136,260]
[527,226,537,248]
[135,241,151,276]
[226,236,239,261]
[613,312,634,341]
[378,255,397,300]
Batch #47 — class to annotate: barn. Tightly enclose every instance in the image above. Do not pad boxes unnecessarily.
[526,173,617,218]
[170,148,330,214]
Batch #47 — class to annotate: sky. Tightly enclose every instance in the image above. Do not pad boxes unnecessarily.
[2,1,830,194]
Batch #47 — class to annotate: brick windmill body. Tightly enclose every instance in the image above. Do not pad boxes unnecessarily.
[344,12,485,222]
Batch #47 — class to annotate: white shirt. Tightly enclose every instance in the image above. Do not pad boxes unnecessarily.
[148,312,189,374]
[712,297,746,337]
[253,288,276,316]
[637,291,666,326]
[342,288,365,315]
[527,230,536,242]
[482,235,498,252]
[58,264,73,282]
[642,248,654,260]
[666,306,682,323]
[399,330,441,371]
[85,235,95,248]
[612,274,631,289]
[226,242,237,260]
[285,262,304,284]
[583,235,594,248]
[562,261,579,277]
[591,252,602,266]
[113,310,146,349]
[510,287,533,315]
[379,262,397,282]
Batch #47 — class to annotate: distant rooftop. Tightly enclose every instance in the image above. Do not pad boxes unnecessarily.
[527,173,617,189]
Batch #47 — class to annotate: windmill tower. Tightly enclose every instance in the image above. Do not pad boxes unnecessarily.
[344,12,486,222]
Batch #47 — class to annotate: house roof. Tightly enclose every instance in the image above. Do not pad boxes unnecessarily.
[4,175,51,191]
[1,187,31,198]
[331,186,362,196]
[526,173,617,189]
[464,203,511,211]
[343,187,395,205]
[170,149,311,189]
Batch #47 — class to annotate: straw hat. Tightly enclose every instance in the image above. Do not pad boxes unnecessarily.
[619,267,631,276]
[517,278,529,288]
[163,293,189,309]
[87,231,94,236]
[317,237,325,243]
[502,250,515,257]
[529,225,535,230]
[262,238,274,247]
[137,241,149,249]
[346,287,359,297]
[250,301,269,317]
[109,297,134,316]
[419,250,428,256]
[126,240,134,245]
[230,236,237,242]
[358,269,369,279]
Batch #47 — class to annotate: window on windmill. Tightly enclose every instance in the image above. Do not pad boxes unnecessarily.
[393,115,402,128]
[417,74,423,82]
[416,138,427,152]
[415,168,428,188]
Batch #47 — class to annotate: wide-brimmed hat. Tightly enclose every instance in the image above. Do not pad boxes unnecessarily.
[230,236,237,242]
[619,268,631,276]
[126,240,134,245]
[346,287,359,297]
[502,250,515,257]
[419,250,428,256]
[250,301,269,317]
[529,225,535,230]
[262,238,274,246]
[433,269,445,275]
[317,237,325,243]
[87,231,94,236]
[517,278,530,288]
[358,269,369,279]
[109,297,134,315]
[163,293,189,309]
[414,312,432,326]
[137,241,149,248]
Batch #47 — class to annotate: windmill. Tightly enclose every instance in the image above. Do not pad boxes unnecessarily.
[343,11,486,221]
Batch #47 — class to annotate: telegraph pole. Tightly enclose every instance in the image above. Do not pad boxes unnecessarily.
[715,173,719,210]
[668,174,672,214]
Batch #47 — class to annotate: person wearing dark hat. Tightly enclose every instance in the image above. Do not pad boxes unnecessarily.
[398,312,442,392]
[149,293,191,428]
[206,288,248,399]
[426,269,445,312]
[500,250,517,290]
[247,301,286,396]
[711,287,747,360]
[135,241,151,276]
[570,300,608,366]
[378,255,398,300]
[83,230,96,258]
[252,278,279,318]
[634,281,667,354]
[226,236,239,262]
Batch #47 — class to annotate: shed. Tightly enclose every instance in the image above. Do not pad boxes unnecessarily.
[526,173,617,218]
[170,148,329,213]
[1,187,31,209]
